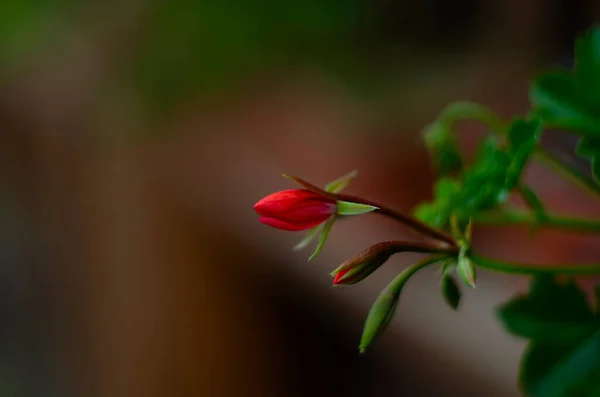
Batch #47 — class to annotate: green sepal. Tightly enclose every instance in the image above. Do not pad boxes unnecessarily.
[308,215,335,261]
[293,224,322,252]
[440,258,456,277]
[325,170,358,193]
[441,273,461,311]
[456,245,476,288]
[336,201,378,216]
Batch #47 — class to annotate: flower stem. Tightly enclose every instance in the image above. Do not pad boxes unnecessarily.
[473,210,600,234]
[532,148,600,198]
[336,193,457,247]
[285,174,457,247]
[382,240,460,256]
[388,254,453,293]
[470,251,600,276]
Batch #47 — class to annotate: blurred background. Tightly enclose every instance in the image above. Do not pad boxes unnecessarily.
[2,1,600,396]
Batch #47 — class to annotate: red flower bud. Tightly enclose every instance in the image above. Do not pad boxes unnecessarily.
[254,189,336,231]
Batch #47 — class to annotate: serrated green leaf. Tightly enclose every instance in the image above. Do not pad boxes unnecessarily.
[441,274,461,310]
[325,170,358,193]
[505,118,543,189]
[456,245,475,288]
[530,72,600,135]
[308,215,335,261]
[336,201,378,216]
[499,276,600,396]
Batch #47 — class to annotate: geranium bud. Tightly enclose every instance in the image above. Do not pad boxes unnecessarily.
[331,241,448,285]
[331,243,394,285]
[254,189,336,231]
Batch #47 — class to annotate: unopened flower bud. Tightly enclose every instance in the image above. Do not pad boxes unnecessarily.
[331,243,394,285]
[254,189,336,231]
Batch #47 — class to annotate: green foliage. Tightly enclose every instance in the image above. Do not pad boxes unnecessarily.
[411,26,600,396]
[423,121,463,175]
[531,26,600,183]
[415,135,512,228]
[506,118,542,189]
[498,276,600,397]
[133,1,368,113]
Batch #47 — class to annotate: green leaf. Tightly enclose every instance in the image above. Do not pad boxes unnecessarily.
[441,274,461,310]
[336,201,378,216]
[456,245,475,288]
[592,156,600,184]
[595,284,600,313]
[499,276,600,397]
[434,177,462,201]
[308,215,335,261]
[575,137,600,159]
[414,202,447,229]
[293,224,322,251]
[530,72,600,135]
[505,118,543,189]
[498,297,597,345]
[462,136,510,211]
[423,121,463,175]
[575,26,600,105]
[325,170,358,193]
[522,330,600,397]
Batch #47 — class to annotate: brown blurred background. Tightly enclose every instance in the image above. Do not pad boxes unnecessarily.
[2,1,600,396]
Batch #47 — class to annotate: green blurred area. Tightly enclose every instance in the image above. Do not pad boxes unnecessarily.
[0,0,474,124]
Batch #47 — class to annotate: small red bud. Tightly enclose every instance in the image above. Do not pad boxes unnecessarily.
[331,242,395,285]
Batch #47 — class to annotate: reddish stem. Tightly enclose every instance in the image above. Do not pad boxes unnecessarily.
[286,175,457,247]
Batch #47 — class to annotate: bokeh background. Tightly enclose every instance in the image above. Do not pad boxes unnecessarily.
[2,1,600,396]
